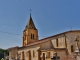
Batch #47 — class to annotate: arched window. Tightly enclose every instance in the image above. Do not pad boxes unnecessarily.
[33,50,35,57]
[56,38,58,47]
[33,34,34,39]
[22,51,24,60]
[47,52,50,58]
[43,53,45,60]
[28,50,31,60]
[71,45,74,52]
[31,34,34,39]
[31,34,32,39]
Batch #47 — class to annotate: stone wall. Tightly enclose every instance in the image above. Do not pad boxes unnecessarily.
[8,46,18,59]
[18,45,40,60]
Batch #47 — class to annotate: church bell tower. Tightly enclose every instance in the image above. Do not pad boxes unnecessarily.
[22,13,38,46]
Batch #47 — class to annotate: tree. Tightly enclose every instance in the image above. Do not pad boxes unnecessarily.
[0,48,9,55]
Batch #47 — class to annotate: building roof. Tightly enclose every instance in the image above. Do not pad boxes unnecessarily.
[7,46,19,51]
[19,30,80,49]
[19,39,51,49]
[24,13,37,32]
[39,30,80,40]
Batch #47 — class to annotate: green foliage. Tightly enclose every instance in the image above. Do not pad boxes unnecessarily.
[0,48,4,53]
[0,48,9,55]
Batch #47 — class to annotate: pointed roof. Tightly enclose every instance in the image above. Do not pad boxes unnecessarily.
[25,13,37,30]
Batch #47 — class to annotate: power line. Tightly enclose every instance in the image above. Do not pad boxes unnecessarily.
[0,30,48,37]
[0,31,21,36]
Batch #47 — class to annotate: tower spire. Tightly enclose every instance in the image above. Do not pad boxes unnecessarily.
[23,12,38,46]
[24,11,37,31]
[30,9,32,18]
[30,13,32,19]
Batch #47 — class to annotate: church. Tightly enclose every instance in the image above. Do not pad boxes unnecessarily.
[8,14,80,60]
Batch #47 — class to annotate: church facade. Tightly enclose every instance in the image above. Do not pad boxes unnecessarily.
[8,14,80,60]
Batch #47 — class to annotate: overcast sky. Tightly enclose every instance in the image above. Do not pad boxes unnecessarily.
[0,0,80,49]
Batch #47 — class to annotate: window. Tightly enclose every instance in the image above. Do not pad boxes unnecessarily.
[43,53,46,60]
[33,50,35,57]
[22,51,24,60]
[31,34,33,39]
[56,38,58,47]
[71,45,74,52]
[28,51,31,60]
[47,52,50,58]
[31,34,34,39]
[33,34,34,39]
